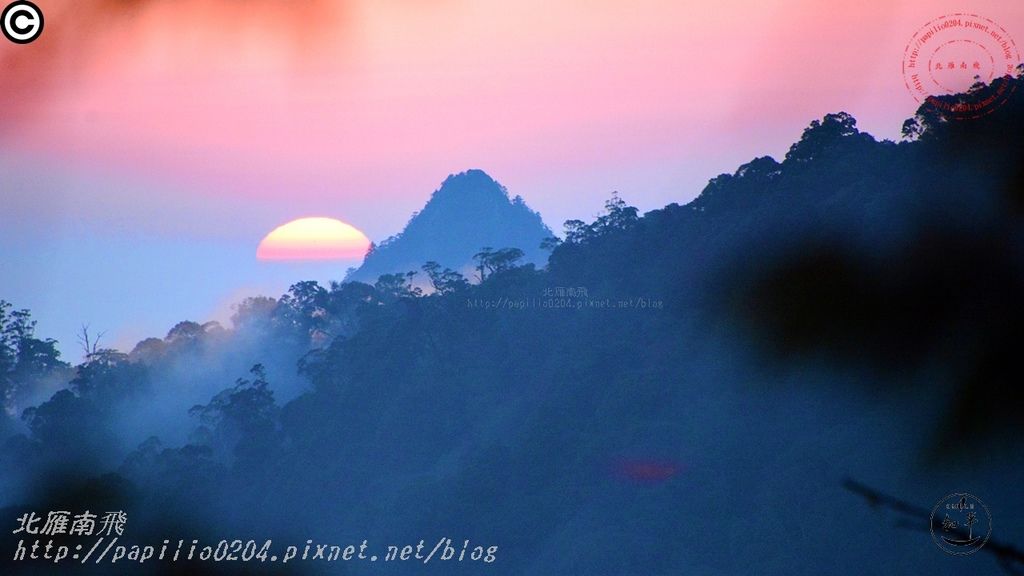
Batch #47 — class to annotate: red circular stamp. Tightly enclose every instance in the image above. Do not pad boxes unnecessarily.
[902,14,1022,119]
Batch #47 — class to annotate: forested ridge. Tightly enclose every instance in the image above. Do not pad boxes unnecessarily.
[2,71,1023,575]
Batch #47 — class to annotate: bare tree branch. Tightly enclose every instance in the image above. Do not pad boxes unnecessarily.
[844,478,1024,574]
[77,324,106,358]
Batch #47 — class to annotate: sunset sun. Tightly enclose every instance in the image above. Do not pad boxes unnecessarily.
[256,217,371,261]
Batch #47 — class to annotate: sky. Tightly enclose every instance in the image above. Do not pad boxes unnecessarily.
[1,0,1022,360]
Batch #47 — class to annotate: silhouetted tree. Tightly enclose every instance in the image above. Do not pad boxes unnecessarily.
[274,281,330,343]
[189,364,280,466]
[375,272,422,299]
[0,301,67,413]
[76,324,106,358]
[540,236,563,252]
[473,247,524,281]
[785,111,867,162]
[559,194,638,246]
[422,261,469,295]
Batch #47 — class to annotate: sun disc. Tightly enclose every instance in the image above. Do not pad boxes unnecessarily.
[256,217,371,261]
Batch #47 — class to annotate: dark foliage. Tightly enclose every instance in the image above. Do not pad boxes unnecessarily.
[2,72,1023,575]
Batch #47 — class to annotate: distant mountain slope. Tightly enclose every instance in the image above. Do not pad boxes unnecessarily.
[345,169,552,284]
[4,73,1024,576]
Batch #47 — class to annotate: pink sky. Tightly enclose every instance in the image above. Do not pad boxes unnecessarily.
[2,0,1020,241]
[0,0,1021,357]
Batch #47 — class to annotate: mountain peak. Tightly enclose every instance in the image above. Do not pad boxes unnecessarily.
[345,170,552,284]
[441,168,500,187]
[428,169,508,204]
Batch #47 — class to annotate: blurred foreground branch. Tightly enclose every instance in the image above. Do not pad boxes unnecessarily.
[844,478,1024,574]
